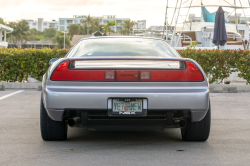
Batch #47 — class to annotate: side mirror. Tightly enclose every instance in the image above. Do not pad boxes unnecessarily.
[49,58,59,65]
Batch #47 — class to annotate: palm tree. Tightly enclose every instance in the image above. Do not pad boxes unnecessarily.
[104,20,117,35]
[122,20,136,35]
[92,19,103,32]
[43,28,57,40]
[81,15,93,35]
[68,24,80,38]
[8,20,30,48]
[53,31,71,49]
[0,18,5,25]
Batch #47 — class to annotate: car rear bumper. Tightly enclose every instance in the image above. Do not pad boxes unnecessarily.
[43,84,209,122]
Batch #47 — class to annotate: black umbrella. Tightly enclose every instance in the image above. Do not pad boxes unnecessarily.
[213,6,227,46]
[93,31,103,36]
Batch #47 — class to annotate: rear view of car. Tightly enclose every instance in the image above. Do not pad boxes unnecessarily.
[40,37,210,141]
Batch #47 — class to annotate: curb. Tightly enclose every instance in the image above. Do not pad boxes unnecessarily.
[0,85,5,91]
[0,83,249,93]
[209,84,250,93]
[0,82,42,91]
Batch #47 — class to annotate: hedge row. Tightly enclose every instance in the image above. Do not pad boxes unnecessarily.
[0,48,68,82]
[179,49,250,84]
[0,48,250,84]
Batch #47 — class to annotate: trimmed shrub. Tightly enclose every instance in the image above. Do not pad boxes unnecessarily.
[0,48,69,82]
[234,50,250,84]
[0,48,250,84]
[178,49,250,84]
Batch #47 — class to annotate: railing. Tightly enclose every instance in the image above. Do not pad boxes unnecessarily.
[180,34,192,44]
[168,33,192,47]
[227,32,243,41]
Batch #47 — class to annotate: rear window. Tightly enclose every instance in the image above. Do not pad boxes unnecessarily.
[67,38,181,58]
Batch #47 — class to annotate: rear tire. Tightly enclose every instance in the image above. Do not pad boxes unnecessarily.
[40,97,67,141]
[181,102,211,141]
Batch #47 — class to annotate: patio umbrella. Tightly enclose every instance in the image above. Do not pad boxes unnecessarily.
[213,6,227,46]
[93,31,103,36]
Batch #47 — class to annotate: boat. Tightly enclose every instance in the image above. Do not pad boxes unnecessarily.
[164,0,250,50]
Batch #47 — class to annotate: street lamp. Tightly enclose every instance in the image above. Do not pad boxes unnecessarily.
[62,31,67,49]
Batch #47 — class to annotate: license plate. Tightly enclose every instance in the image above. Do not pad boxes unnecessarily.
[112,99,143,114]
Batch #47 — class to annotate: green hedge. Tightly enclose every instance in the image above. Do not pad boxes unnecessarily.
[178,49,250,84]
[0,48,250,84]
[0,48,68,82]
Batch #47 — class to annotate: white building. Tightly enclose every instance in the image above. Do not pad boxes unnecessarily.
[0,24,13,48]
[9,41,56,49]
[23,18,58,32]
[133,20,147,30]
[58,15,130,32]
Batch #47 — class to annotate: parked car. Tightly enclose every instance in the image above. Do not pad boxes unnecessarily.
[40,37,210,141]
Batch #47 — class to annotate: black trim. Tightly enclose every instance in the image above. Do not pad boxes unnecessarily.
[87,119,166,131]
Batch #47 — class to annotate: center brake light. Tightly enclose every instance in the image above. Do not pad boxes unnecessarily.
[51,60,204,82]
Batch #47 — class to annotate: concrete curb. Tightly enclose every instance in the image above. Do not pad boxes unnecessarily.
[209,84,250,93]
[0,82,250,93]
[0,85,5,91]
[0,82,42,90]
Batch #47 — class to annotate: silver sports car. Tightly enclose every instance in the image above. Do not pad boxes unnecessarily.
[40,37,210,141]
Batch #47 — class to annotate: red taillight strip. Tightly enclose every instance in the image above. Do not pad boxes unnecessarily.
[186,61,204,81]
[140,70,188,82]
[51,61,69,81]
[50,60,204,82]
[67,70,115,81]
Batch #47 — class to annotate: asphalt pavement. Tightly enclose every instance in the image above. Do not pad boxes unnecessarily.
[0,90,250,166]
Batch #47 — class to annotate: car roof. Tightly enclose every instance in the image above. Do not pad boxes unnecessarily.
[79,36,167,42]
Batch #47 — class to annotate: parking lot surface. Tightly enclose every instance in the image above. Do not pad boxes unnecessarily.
[0,90,250,166]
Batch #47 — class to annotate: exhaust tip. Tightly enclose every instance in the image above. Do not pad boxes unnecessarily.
[68,118,82,128]
[68,119,75,127]
[179,119,187,128]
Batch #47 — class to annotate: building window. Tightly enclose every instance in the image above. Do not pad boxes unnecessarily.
[67,20,73,24]
[43,23,47,26]
[116,20,122,24]
[32,23,36,26]
[60,20,65,25]
[60,26,65,31]
[49,23,55,28]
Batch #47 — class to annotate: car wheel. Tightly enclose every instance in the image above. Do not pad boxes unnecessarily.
[181,102,211,141]
[40,96,67,141]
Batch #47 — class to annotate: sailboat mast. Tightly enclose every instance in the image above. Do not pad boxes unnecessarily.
[170,0,183,45]
[234,0,238,31]
[163,0,168,40]
[165,0,168,41]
